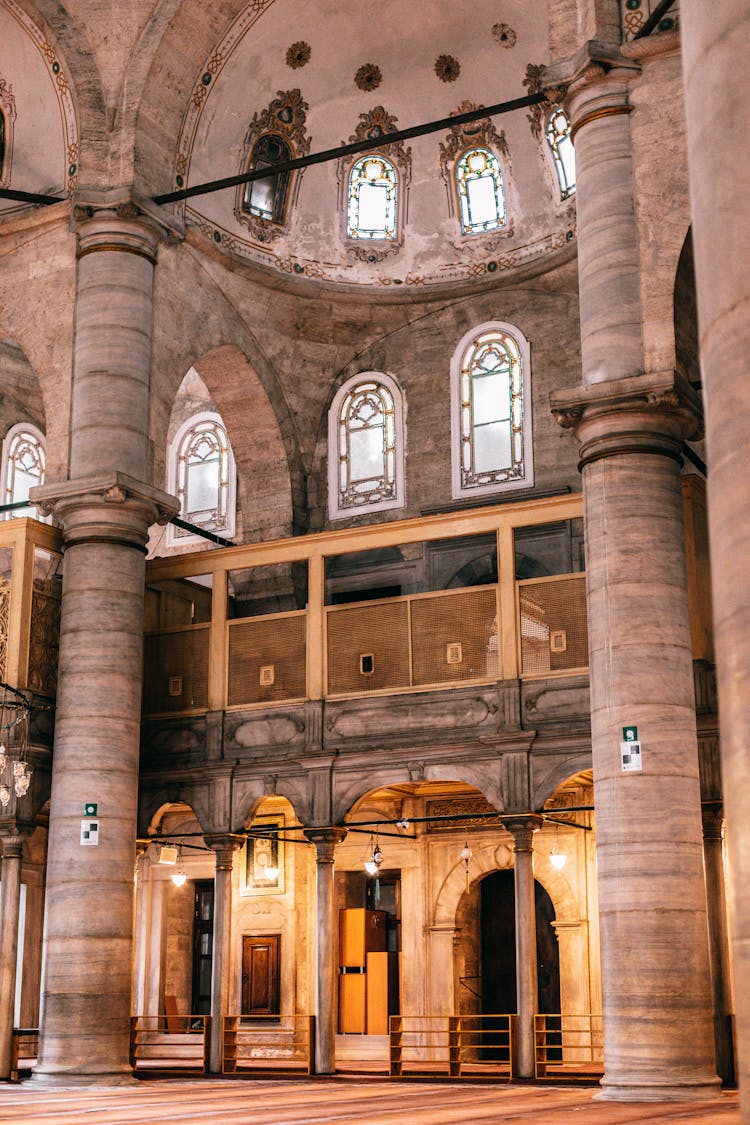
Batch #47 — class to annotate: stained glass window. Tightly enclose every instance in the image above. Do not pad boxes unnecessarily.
[546,109,576,200]
[329,374,404,518]
[456,147,506,235]
[347,156,398,240]
[172,414,236,542]
[242,134,292,224]
[451,326,533,497]
[2,424,45,518]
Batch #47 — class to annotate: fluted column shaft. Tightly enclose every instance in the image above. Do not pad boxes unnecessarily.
[209,839,240,1073]
[31,212,177,1085]
[0,837,24,1079]
[304,828,346,1075]
[507,817,541,1079]
[681,1,750,1111]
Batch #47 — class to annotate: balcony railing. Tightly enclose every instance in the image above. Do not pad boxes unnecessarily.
[143,494,587,717]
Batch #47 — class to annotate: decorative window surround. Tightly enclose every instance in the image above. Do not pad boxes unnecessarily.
[338,107,412,263]
[450,322,533,499]
[167,411,236,547]
[328,372,406,520]
[0,422,45,518]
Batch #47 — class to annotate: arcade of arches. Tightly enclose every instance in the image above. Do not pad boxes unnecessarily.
[0,0,750,1117]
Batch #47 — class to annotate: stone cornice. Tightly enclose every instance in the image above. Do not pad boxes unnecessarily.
[71,190,184,246]
[621,29,681,64]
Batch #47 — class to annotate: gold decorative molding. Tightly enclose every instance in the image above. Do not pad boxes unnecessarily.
[570,104,632,143]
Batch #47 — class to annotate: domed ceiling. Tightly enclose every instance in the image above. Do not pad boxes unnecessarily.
[176,0,575,289]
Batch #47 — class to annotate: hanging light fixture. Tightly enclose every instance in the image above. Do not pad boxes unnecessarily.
[0,685,32,807]
[171,846,187,887]
[549,822,567,870]
[460,839,472,893]
[364,834,383,877]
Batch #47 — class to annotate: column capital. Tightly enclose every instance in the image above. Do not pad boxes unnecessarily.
[0,834,26,859]
[71,194,183,253]
[31,472,179,551]
[543,40,640,108]
[702,803,725,842]
[207,834,244,871]
[505,815,544,851]
[303,826,347,863]
[551,370,703,469]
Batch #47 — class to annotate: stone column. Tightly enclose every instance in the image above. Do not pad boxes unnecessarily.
[304,828,346,1075]
[681,1,750,1109]
[702,805,734,1084]
[547,51,719,1101]
[208,837,241,1073]
[0,836,24,1079]
[506,817,541,1079]
[30,208,178,1085]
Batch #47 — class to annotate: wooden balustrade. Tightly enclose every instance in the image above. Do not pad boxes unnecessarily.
[222,1015,315,1075]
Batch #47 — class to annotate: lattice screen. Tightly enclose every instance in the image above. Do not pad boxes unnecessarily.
[519,575,588,677]
[411,588,498,687]
[228,613,306,706]
[28,582,61,696]
[327,600,410,695]
[143,626,209,713]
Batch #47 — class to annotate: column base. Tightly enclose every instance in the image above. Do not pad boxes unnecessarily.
[595,1075,722,1102]
[28,1066,138,1088]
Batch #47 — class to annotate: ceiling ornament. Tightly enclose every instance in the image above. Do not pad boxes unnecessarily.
[354,63,382,92]
[435,54,461,83]
[439,100,509,175]
[523,63,547,141]
[233,88,311,245]
[492,23,517,48]
[285,41,311,69]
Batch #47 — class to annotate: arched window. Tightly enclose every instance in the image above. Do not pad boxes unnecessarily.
[455,147,506,234]
[546,108,576,200]
[1,423,46,518]
[347,155,399,241]
[242,133,292,224]
[168,412,236,545]
[450,323,533,498]
[328,373,405,519]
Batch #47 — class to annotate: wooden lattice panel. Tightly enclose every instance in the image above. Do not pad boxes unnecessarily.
[519,574,588,677]
[143,626,209,713]
[327,600,410,695]
[410,588,498,687]
[28,583,61,696]
[227,613,306,706]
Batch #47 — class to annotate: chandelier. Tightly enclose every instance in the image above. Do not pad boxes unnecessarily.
[0,681,32,808]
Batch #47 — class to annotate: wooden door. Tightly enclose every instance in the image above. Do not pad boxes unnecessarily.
[241,934,280,1016]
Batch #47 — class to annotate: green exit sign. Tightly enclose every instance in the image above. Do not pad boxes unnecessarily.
[622,726,638,743]
[84,802,98,817]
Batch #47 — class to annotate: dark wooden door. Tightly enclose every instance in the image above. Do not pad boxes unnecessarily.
[191,881,214,1016]
[242,934,280,1016]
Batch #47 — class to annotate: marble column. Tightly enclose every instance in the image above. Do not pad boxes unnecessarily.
[30,209,178,1085]
[702,805,734,1084]
[304,828,346,1075]
[680,1,750,1110]
[506,817,541,1079]
[0,836,24,1079]
[547,51,719,1101]
[208,837,241,1073]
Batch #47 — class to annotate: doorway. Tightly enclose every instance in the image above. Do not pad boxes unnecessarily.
[191,880,214,1015]
[241,934,281,1017]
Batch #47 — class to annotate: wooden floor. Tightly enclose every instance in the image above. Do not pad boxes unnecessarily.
[0,1079,740,1124]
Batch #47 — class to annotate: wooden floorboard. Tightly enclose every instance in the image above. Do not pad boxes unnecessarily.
[0,1079,739,1124]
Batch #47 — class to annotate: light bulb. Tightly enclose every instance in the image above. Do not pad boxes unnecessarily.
[264,865,279,882]
[550,851,567,870]
[172,870,187,887]
[460,844,472,863]
[364,860,379,876]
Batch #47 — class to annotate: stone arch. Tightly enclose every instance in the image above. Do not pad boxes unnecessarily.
[333,765,504,827]
[531,750,592,810]
[138,786,210,838]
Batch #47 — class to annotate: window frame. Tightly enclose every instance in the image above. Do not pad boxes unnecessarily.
[242,132,293,226]
[346,153,400,242]
[0,422,46,519]
[450,322,534,500]
[545,107,576,201]
[454,145,507,235]
[167,411,237,547]
[328,371,406,521]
